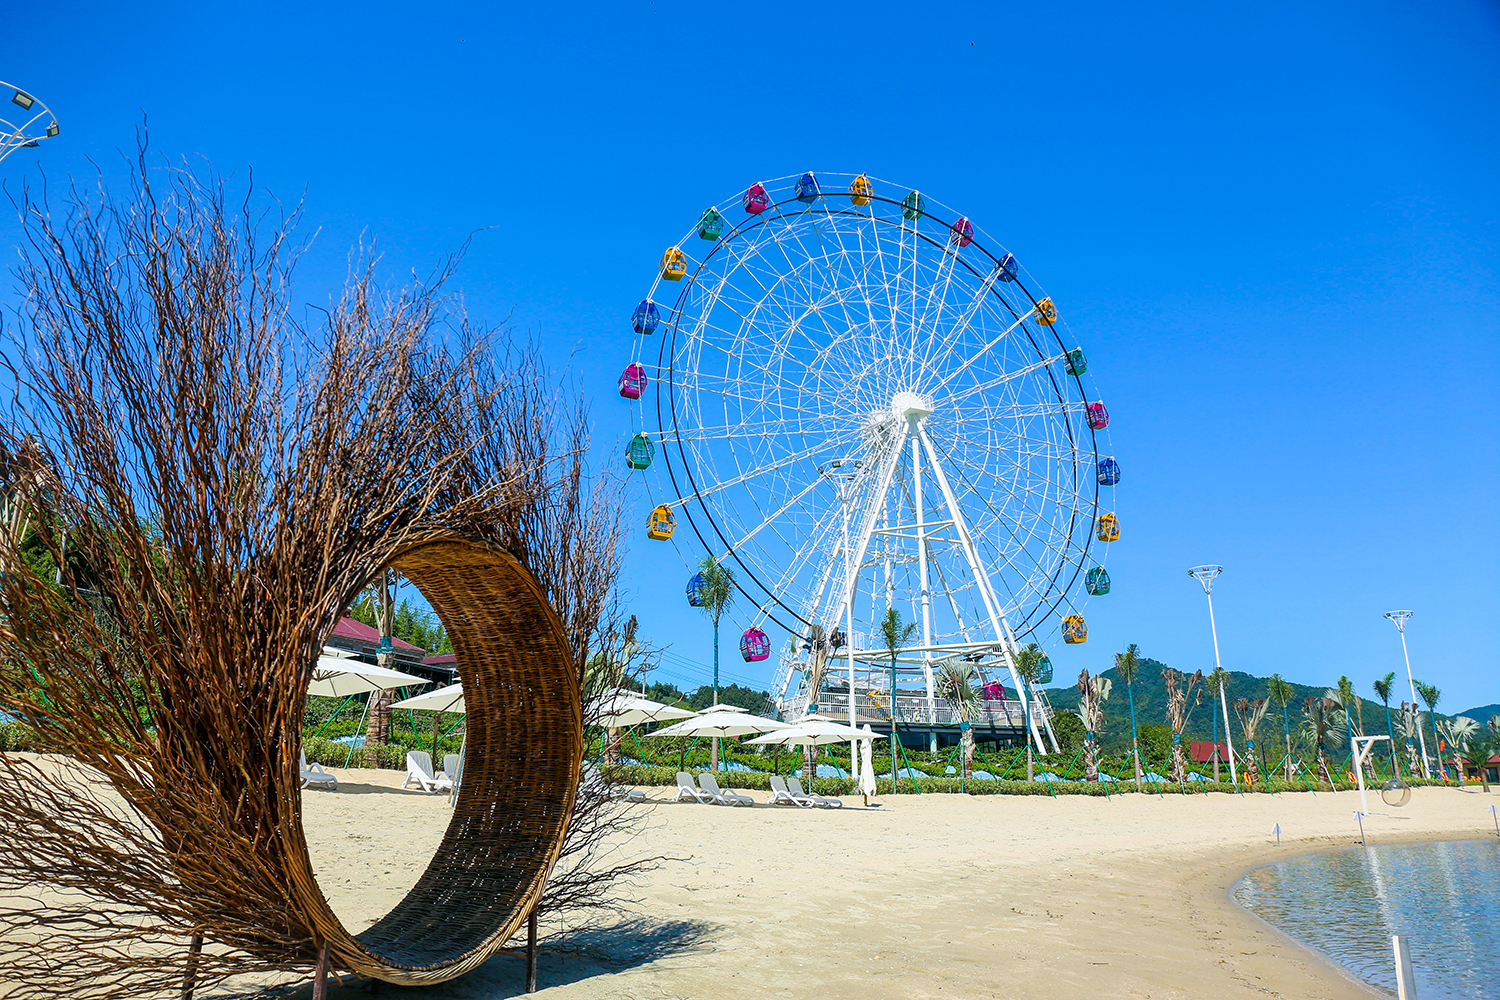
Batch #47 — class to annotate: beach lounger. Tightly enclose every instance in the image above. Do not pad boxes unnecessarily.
[300,750,337,790]
[403,751,454,794]
[674,771,716,804]
[788,775,842,808]
[698,772,753,806]
[443,754,462,786]
[768,775,813,807]
[583,763,648,802]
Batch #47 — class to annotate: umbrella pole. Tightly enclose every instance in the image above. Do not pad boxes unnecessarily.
[345,695,373,769]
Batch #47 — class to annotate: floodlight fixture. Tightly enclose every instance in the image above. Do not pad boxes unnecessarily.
[12,90,33,110]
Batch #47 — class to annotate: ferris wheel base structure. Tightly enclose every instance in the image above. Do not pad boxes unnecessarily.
[812,687,1051,751]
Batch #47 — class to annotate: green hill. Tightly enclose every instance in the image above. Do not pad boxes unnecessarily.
[1044,658,1387,755]
[1456,704,1500,726]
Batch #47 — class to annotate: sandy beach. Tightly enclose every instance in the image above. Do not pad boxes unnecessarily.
[293,770,1497,1000]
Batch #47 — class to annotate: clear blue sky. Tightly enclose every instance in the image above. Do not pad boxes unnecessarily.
[3,2,1496,712]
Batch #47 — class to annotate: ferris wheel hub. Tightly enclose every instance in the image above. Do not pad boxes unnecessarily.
[891,391,935,421]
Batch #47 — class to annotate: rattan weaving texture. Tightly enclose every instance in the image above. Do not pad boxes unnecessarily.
[287,537,581,985]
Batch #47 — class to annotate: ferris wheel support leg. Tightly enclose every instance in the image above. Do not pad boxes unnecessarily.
[917,426,1047,756]
[911,435,937,727]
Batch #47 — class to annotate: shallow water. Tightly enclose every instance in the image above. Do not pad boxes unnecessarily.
[1234,838,1500,999]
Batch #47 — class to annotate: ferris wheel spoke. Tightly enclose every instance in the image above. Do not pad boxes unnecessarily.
[675,428,861,504]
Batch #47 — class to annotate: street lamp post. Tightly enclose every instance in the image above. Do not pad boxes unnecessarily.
[1189,565,1238,785]
[1383,611,1429,780]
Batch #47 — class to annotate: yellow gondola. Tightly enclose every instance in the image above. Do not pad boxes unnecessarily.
[1096,512,1120,542]
[660,247,687,281]
[1062,614,1087,644]
[646,504,676,540]
[1035,297,1058,326]
[849,173,873,206]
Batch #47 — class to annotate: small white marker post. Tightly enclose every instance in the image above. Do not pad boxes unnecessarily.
[1272,822,1281,846]
[1489,803,1498,837]
[1392,934,1418,1000]
[1354,810,1366,845]
[1351,734,1389,817]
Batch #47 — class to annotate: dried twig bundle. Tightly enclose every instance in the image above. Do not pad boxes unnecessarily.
[0,148,621,994]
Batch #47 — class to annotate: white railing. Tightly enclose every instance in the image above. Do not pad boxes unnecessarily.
[807,691,1042,729]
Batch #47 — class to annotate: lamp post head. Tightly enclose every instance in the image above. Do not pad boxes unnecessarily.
[1384,610,1414,633]
[1188,565,1223,595]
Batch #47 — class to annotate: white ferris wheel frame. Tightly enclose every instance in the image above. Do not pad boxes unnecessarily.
[625,173,1116,751]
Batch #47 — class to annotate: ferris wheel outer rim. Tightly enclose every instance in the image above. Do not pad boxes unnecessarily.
[630,176,1116,647]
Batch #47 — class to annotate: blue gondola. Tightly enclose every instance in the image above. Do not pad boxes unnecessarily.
[686,572,707,607]
[997,253,1018,282]
[632,300,660,336]
[795,172,820,203]
[1097,456,1121,486]
[698,208,726,241]
[625,433,654,470]
[1086,567,1111,595]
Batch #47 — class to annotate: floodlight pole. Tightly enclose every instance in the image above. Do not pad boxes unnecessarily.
[1189,566,1238,785]
[1384,611,1429,780]
[0,81,61,165]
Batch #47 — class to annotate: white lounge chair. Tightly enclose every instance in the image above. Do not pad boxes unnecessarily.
[674,771,716,803]
[788,775,842,808]
[403,751,453,794]
[300,750,337,790]
[768,775,813,807]
[698,772,753,806]
[583,763,647,802]
[443,754,462,786]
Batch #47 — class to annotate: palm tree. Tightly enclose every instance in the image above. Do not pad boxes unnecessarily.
[1396,702,1422,778]
[936,659,978,779]
[878,607,918,788]
[1438,716,1477,783]
[1014,643,1046,781]
[695,556,734,771]
[1267,673,1294,781]
[1076,669,1112,781]
[1114,644,1143,786]
[1300,695,1338,784]
[1372,672,1398,775]
[1457,728,1494,792]
[1232,697,1270,786]
[1162,667,1205,783]
[1414,681,1442,779]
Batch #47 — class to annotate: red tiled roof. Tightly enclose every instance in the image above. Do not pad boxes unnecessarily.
[329,616,426,653]
[1189,741,1229,763]
[423,653,456,666]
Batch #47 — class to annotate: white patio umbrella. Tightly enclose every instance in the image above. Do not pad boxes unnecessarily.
[646,708,789,739]
[307,656,427,697]
[744,718,885,746]
[308,657,430,768]
[859,725,878,799]
[644,706,789,772]
[391,682,465,715]
[591,690,698,727]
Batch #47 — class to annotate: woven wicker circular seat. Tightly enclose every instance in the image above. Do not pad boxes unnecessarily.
[290,537,581,985]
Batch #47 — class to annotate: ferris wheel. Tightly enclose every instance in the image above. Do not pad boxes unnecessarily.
[618,172,1119,748]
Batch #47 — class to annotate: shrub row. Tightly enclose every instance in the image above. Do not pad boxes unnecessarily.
[596,762,1461,797]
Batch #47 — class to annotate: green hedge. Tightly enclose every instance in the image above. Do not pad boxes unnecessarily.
[595,762,1462,797]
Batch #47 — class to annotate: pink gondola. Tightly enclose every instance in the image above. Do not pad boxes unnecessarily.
[739,627,770,662]
[618,363,648,400]
[743,182,770,215]
[950,217,974,247]
[1086,401,1109,430]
